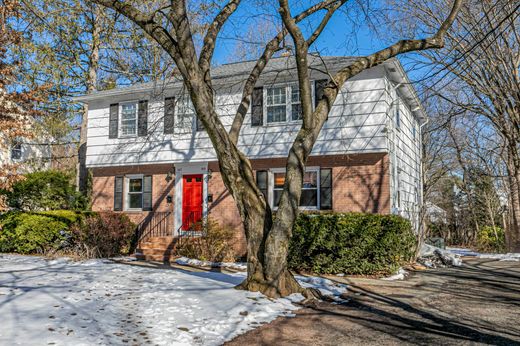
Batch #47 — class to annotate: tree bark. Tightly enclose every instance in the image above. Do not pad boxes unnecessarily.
[77,4,101,194]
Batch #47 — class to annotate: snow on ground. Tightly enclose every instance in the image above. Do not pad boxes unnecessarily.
[445,247,480,257]
[381,268,408,281]
[0,255,348,346]
[445,248,520,262]
[175,257,247,271]
[477,253,520,262]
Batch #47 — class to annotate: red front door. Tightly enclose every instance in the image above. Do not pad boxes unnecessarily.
[182,174,203,231]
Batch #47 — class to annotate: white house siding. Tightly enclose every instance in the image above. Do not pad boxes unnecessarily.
[85,68,391,168]
[0,136,51,172]
[387,82,422,230]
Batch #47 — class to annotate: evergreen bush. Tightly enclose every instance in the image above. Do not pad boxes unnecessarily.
[1,170,87,211]
[0,211,69,254]
[288,213,416,275]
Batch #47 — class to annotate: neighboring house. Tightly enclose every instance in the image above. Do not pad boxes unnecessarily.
[75,55,426,260]
[426,201,448,224]
[0,137,52,172]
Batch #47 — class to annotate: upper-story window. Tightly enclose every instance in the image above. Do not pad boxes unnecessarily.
[177,96,195,132]
[266,86,287,123]
[265,84,310,124]
[177,95,205,132]
[120,102,138,137]
[291,85,303,121]
[11,142,22,160]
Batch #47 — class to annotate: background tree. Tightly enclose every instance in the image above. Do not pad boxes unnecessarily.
[391,0,520,251]
[0,0,46,208]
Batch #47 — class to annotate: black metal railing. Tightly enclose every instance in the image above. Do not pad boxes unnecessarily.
[135,211,173,243]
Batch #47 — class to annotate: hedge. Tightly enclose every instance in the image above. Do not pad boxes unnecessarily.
[0,170,88,211]
[0,210,134,257]
[0,212,70,254]
[288,213,416,275]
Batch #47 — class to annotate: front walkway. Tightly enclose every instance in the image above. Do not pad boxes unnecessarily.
[227,258,520,345]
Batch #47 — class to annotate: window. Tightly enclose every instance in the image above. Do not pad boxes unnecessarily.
[120,102,138,136]
[177,96,195,132]
[266,86,287,123]
[127,177,143,210]
[265,84,310,124]
[412,124,417,140]
[272,168,319,209]
[291,85,302,121]
[11,142,22,160]
[120,175,152,211]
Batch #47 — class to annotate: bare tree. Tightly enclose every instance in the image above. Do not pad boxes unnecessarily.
[394,0,520,251]
[86,0,462,297]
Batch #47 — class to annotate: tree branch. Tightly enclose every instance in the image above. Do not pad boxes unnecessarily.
[199,0,241,72]
[228,0,341,143]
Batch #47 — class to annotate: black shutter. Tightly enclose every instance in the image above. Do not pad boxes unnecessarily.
[164,97,175,134]
[114,176,124,211]
[256,170,268,200]
[109,103,119,138]
[143,175,153,211]
[251,87,263,127]
[138,100,148,137]
[320,168,332,210]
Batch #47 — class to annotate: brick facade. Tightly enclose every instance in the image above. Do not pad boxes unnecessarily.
[91,153,389,256]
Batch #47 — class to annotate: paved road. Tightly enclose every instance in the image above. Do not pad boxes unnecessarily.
[226,259,520,345]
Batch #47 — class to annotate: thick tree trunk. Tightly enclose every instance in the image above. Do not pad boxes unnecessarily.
[508,171,520,252]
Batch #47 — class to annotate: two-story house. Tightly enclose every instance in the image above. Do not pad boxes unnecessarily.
[75,56,426,261]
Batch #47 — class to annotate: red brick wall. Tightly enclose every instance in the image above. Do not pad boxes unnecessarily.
[90,153,389,256]
[91,164,174,225]
[206,171,247,255]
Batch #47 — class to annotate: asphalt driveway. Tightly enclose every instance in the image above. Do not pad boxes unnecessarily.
[226,258,520,345]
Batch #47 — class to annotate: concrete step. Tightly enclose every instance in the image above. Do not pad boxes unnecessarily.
[138,242,177,250]
[137,248,175,256]
[135,253,175,262]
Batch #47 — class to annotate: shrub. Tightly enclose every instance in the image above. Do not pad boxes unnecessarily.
[288,213,416,275]
[477,226,505,253]
[1,170,87,211]
[175,218,237,262]
[0,211,69,254]
[70,212,135,258]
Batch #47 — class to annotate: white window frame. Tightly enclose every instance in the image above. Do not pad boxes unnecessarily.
[10,142,22,161]
[176,95,196,133]
[269,166,320,210]
[125,174,144,211]
[263,82,315,125]
[119,101,139,138]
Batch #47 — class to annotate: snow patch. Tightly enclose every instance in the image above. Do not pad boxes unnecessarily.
[175,256,247,271]
[478,253,520,261]
[295,275,348,298]
[382,268,408,281]
[0,255,301,346]
[446,247,479,257]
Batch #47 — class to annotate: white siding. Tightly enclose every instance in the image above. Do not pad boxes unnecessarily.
[85,70,392,167]
[387,84,422,230]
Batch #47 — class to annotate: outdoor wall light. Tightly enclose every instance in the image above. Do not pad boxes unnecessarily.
[165,170,174,182]
[207,169,213,180]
